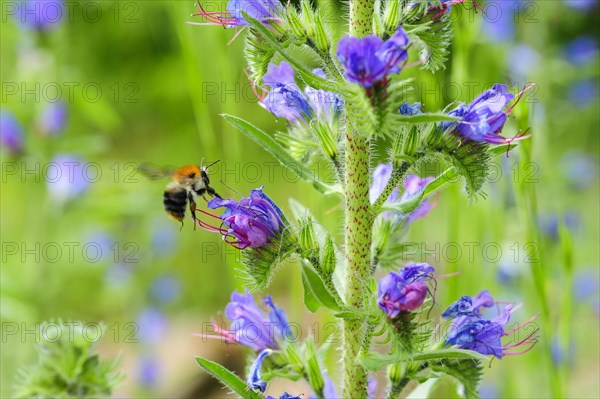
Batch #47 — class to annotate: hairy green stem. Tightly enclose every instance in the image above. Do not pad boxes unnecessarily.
[343,1,376,397]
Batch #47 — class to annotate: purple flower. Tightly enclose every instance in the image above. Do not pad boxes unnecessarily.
[83,232,115,264]
[105,262,132,288]
[508,44,539,79]
[377,263,435,318]
[137,307,167,344]
[151,219,177,256]
[561,150,598,190]
[443,290,539,359]
[207,186,286,249]
[15,0,64,31]
[568,79,599,106]
[46,154,90,201]
[38,101,67,136]
[310,374,338,399]
[449,84,530,145]
[138,355,160,387]
[370,164,434,223]
[198,290,291,351]
[247,348,271,392]
[150,274,180,304]
[0,110,24,154]
[336,28,409,88]
[194,0,282,28]
[267,394,302,399]
[565,36,598,65]
[481,0,521,43]
[368,376,378,399]
[261,62,341,123]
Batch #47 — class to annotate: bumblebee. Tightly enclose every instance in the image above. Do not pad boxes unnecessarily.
[140,160,222,228]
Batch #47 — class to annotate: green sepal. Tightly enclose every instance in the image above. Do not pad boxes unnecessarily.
[429,359,484,399]
[222,114,341,195]
[195,357,262,399]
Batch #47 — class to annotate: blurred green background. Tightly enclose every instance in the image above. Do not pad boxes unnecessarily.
[1,0,598,397]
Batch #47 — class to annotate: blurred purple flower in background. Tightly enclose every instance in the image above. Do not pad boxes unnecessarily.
[151,219,177,256]
[15,0,64,31]
[565,36,598,65]
[0,109,24,154]
[568,79,599,106]
[38,101,67,136]
[150,274,180,304]
[83,232,114,264]
[46,154,90,202]
[105,262,133,288]
[573,268,600,303]
[561,150,598,190]
[337,28,409,88]
[137,307,167,344]
[138,355,160,387]
[565,0,598,11]
[480,0,523,43]
[370,164,434,224]
[507,44,539,81]
[537,212,580,241]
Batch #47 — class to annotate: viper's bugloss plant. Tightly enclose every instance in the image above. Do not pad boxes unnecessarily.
[192,0,539,397]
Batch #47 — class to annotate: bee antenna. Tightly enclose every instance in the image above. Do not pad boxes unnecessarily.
[200,157,205,169]
[205,160,220,170]
[220,179,243,198]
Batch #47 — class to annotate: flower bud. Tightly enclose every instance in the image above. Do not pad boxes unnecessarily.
[306,338,325,396]
[286,6,306,39]
[388,362,405,386]
[313,13,330,53]
[383,0,401,35]
[403,126,420,156]
[301,0,316,37]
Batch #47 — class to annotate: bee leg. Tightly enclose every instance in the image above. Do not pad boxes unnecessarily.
[207,186,222,199]
[188,192,197,230]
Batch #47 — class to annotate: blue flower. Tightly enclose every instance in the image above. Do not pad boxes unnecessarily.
[138,355,160,387]
[150,274,180,304]
[0,110,24,154]
[443,290,539,359]
[46,154,90,202]
[565,0,598,11]
[448,84,529,145]
[262,62,342,123]
[15,0,64,31]
[207,187,286,249]
[194,0,283,28]
[336,28,409,88]
[568,79,599,106]
[137,307,167,344]
[565,36,598,65]
[399,102,422,116]
[508,44,539,80]
[247,348,271,392]
[267,394,302,399]
[38,101,67,136]
[561,150,598,190]
[377,263,434,318]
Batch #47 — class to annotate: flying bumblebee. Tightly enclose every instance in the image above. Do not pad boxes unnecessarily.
[139,160,222,229]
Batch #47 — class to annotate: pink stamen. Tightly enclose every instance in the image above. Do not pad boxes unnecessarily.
[503,313,539,336]
[433,271,462,279]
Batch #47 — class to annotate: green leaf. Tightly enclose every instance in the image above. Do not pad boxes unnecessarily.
[242,13,342,93]
[195,356,262,399]
[301,260,342,312]
[222,114,340,195]
[488,143,518,156]
[361,349,488,372]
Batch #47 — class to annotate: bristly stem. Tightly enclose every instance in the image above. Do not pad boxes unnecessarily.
[372,161,411,210]
[343,0,376,397]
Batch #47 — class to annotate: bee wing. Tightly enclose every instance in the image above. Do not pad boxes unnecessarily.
[138,163,176,180]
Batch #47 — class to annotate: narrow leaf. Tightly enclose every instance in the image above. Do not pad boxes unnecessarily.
[392,113,460,124]
[195,356,262,399]
[361,349,488,372]
[222,114,340,194]
[242,13,342,93]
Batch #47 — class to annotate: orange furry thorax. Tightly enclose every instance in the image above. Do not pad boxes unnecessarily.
[172,165,201,181]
